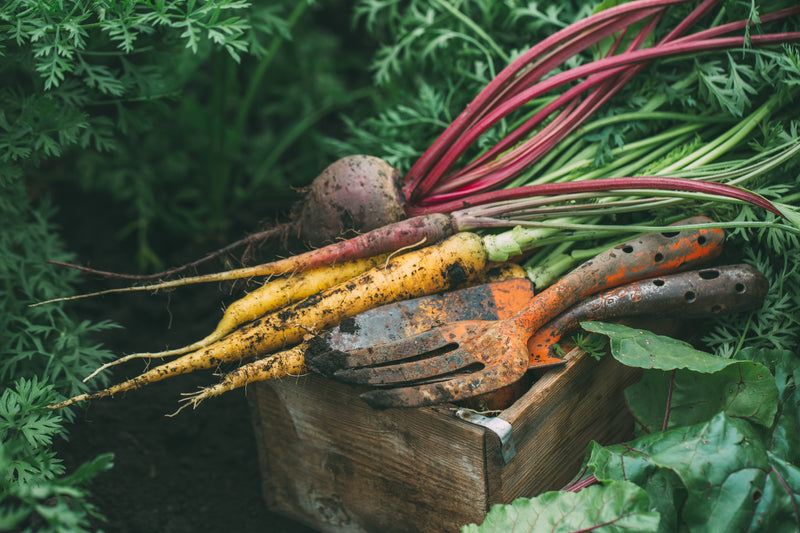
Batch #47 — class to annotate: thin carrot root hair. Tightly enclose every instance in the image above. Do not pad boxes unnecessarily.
[82,254,389,382]
[48,222,293,281]
[31,214,455,307]
[172,343,309,416]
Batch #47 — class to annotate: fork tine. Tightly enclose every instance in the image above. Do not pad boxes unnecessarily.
[307,321,485,375]
[333,347,478,385]
[307,328,450,376]
[360,365,527,409]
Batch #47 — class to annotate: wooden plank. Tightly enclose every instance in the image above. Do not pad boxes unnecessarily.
[498,348,641,500]
[249,345,644,530]
[249,374,492,533]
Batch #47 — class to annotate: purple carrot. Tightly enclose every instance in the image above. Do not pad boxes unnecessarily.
[34,214,457,305]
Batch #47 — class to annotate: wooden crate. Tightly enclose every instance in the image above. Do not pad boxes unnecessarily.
[248,345,641,532]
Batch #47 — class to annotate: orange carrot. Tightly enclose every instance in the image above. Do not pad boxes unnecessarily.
[49,232,488,409]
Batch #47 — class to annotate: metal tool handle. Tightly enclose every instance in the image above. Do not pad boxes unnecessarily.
[527,263,768,358]
[576,263,766,318]
[516,217,726,331]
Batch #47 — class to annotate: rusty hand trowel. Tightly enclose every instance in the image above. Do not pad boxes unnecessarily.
[307,218,727,409]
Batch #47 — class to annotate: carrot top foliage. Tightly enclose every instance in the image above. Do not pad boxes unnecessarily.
[4,0,800,531]
[0,180,117,531]
[1,0,376,268]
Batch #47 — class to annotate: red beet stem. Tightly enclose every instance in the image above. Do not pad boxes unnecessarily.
[401,0,700,201]
[415,30,800,205]
[466,1,798,181]
[671,5,800,43]
[405,1,800,206]
[445,0,728,186]
[435,13,664,194]
[406,176,785,219]
[563,474,599,492]
[660,0,719,42]
[468,8,661,131]
[434,69,636,196]
[412,6,688,197]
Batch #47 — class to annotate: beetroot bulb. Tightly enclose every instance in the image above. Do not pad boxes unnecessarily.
[293,155,408,246]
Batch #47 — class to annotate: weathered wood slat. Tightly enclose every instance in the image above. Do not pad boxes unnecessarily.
[499,347,640,499]
[249,347,639,532]
[250,375,492,532]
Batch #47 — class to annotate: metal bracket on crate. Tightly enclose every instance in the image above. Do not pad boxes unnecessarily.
[455,409,516,463]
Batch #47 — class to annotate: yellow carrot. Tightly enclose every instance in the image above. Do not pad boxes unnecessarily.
[175,344,308,414]
[175,261,529,412]
[83,254,389,382]
[481,262,526,282]
[50,232,489,409]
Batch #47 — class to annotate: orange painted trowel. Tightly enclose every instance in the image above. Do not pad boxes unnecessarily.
[318,275,554,363]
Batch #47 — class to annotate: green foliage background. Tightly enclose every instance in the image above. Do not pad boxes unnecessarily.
[0,0,377,530]
[2,0,379,268]
[1,0,798,530]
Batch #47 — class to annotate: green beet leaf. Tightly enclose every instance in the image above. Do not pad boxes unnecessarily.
[583,442,686,533]
[736,348,800,465]
[587,412,792,531]
[582,322,778,429]
[582,321,737,372]
[461,480,660,533]
[636,467,686,533]
[625,365,777,432]
[748,451,800,531]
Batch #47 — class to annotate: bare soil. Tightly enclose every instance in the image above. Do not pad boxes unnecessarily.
[53,189,317,532]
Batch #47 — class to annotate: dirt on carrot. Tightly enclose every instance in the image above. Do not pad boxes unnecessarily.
[50,232,489,409]
[83,254,391,382]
